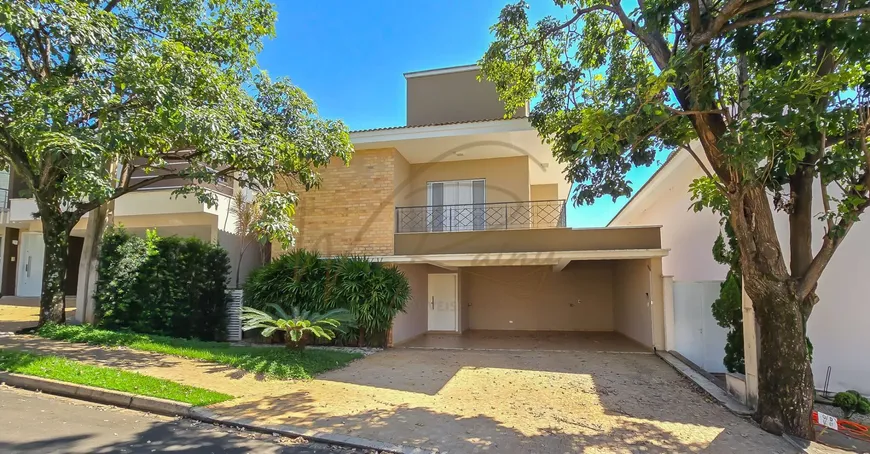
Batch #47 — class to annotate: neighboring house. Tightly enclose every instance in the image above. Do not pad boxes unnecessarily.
[275,65,671,351]
[0,167,260,309]
[609,147,870,395]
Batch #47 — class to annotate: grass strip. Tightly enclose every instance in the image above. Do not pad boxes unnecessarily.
[37,323,362,380]
[0,348,233,406]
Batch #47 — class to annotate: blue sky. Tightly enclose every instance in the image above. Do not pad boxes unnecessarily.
[257,0,663,227]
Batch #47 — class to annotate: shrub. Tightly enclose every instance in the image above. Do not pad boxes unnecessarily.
[244,249,411,346]
[833,390,870,419]
[241,305,352,349]
[94,227,231,341]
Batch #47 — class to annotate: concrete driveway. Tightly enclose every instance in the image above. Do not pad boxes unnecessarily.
[210,349,795,453]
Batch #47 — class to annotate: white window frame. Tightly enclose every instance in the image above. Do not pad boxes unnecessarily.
[426,179,486,232]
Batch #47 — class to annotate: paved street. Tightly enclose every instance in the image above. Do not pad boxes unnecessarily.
[0,385,375,454]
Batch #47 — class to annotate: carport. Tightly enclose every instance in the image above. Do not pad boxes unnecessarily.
[387,250,668,352]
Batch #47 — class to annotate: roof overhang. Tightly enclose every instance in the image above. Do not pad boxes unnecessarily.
[350,118,567,191]
[370,248,669,270]
[350,117,533,144]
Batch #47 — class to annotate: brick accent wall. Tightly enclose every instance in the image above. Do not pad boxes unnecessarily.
[274,148,397,257]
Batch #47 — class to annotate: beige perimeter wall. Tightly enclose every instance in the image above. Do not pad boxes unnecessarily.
[463,263,614,331]
[613,259,653,347]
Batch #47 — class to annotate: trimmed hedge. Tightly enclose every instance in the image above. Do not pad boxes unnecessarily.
[243,249,410,346]
[94,228,230,341]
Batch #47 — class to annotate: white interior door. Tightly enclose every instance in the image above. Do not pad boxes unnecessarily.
[17,233,45,297]
[428,273,458,331]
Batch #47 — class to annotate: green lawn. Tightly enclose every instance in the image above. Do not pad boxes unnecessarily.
[37,323,362,380]
[0,349,232,406]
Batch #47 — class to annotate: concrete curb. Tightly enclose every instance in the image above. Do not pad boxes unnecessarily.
[0,372,431,454]
[0,371,192,417]
[655,351,755,417]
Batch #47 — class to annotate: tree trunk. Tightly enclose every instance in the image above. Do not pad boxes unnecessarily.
[727,184,815,440]
[749,279,816,439]
[285,331,307,350]
[38,216,74,326]
[76,201,115,324]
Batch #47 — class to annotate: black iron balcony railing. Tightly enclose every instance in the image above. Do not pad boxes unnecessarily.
[395,199,567,233]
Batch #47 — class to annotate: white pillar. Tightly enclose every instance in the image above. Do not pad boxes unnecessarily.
[662,276,675,351]
[742,281,759,409]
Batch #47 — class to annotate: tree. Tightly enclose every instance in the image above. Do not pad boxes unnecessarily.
[230,191,263,288]
[0,1,352,327]
[481,0,870,439]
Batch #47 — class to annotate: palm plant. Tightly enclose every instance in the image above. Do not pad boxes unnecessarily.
[241,304,351,350]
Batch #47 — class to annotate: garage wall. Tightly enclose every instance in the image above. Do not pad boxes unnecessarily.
[613,259,653,347]
[392,264,429,344]
[464,263,614,331]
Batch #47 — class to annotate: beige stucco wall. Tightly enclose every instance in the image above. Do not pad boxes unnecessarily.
[276,148,397,256]
[463,263,615,331]
[392,264,429,345]
[530,184,558,201]
[406,68,526,127]
[613,259,653,347]
[405,156,530,206]
[393,150,412,208]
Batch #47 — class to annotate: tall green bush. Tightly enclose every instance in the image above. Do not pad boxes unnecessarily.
[95,227,231,341]
[243,249,411,346]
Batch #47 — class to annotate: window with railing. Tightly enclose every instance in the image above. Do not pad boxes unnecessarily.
[395,199,567,233]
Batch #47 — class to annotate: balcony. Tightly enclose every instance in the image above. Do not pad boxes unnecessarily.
[395,199,567,234]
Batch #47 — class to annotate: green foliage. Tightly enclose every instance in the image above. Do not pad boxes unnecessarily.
[482,1,870,209]
[712,223,746,373]
[0,1,353,323]
[241,305,352,349]
[37,323,361,380]
[0,0,353,246]
[94,227,231,341]
[833,390,870,419]
[0,348,232,405]
[243,249,411,346]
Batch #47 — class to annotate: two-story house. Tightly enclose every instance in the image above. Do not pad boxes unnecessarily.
[0,166,259,315]
[277,65,671,350]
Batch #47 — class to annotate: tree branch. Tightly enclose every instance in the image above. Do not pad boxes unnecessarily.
[104,0,121,12]
[666,106,729,116]
[797,195,868,301]
[798,118,870,300]
[74,173,175,216]
[721,7,870,34]
[609,0,672,70]
[679,144,718,182]
[12,34,41,80]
